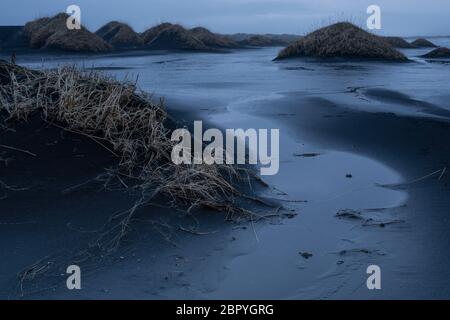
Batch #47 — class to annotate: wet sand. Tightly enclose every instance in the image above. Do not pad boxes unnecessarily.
[1,44,450,299]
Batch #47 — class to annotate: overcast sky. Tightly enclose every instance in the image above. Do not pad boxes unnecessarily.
[0,0,449,36]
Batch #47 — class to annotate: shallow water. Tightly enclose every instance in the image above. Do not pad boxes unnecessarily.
[2,40,450,299]
[11,41,450,119]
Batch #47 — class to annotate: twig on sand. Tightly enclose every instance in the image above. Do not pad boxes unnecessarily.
[439,167,447,180]
[153,221,179,248]
[0,144,36,157]
[61,178,98,194]
[17,255,55,297]
[334,248,386,256]
[362,219,405,227]
[178,225,218,236]
[0,179,28,191]
[262,197,308,203]
[0,220,36,225]
[378,168,446,188]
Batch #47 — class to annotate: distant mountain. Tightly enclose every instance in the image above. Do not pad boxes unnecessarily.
[411,38,437,48]
[237,35,288,47]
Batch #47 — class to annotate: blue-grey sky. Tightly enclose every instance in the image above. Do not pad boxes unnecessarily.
[0,0,449,36]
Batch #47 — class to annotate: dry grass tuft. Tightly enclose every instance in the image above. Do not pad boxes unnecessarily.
[275,22,407,61]
[0,60,273,253]
[24,13,112,53]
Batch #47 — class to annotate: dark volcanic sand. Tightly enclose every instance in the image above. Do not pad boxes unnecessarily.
[1,39,450,299]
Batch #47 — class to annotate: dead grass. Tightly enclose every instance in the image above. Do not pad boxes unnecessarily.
[0,60,297,296]
[275,22,407,61]
[24,13,112,53]
[0,60,274,250]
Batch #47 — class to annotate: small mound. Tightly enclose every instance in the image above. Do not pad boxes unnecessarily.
[190,27,238,48]
[238,35,287,47]
[383,36,414,48]
[24,13,112,53]
[421,47,450,58]
[141,23,173,44]
[275,22,407,61]
[96,21,142,48]
[411,38,437,48]
[145,24,208,51]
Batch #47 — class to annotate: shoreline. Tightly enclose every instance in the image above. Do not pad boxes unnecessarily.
[224,90,450,298]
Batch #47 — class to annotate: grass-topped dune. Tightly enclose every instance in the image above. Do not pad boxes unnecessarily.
[411,38,437,48]
[4,14,302,53]
[10,14,302,53]
[141,23,237,50]
[143,24,209,51]
[275,22,407,61]
[421,47,450,58]
[238,35,288,47]
[0,60,277,251]
[190,27,239,49]
[140,22,173,44]
[24,13,112,53]
[95,21,143,48]
[383,36,415,48]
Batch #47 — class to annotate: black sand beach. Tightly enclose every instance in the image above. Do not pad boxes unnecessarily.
[1,39,450,299]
